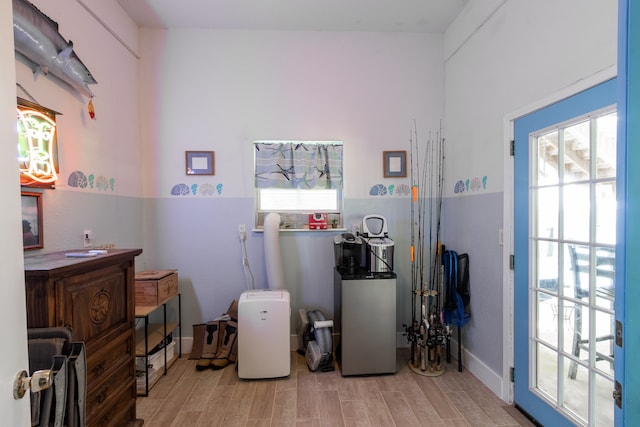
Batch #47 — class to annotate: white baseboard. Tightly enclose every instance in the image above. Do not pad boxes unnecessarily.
[397,332,411,348]
[179,336,193,356]
[448,338,507,401]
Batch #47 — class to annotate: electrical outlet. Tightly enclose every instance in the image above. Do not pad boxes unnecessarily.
[238,224,246,233]
[83,229,93,248]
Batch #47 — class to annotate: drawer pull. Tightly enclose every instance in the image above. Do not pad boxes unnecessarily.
[95,389,107,404]
[92,361,105,376]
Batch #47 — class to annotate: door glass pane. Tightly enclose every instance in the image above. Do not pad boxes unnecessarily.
[594,309,614,378]
[535,187,558,240]
[536,130,560,186]
[595,246,615,310]
[564,184,590,242]
[560,299,575,352]
[566,244,590,300]
[537,293,558,348]
[564,120,590,183]
[595,113,617,179]
[595,374,614,426]
[565,302,590,357]
[563,355,589,424]
[537,342,558,401]
[596,182,616,244]
[537,240,558,293]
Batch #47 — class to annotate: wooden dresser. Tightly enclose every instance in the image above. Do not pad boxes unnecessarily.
[24,249,143,427]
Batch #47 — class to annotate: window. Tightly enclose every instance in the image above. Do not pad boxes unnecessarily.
[254,141,343,230]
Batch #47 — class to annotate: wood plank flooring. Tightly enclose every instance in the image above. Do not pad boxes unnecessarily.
[137,349,535,427]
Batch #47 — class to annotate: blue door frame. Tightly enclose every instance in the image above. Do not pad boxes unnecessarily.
[617,0,639,425]
[513,78,617,426]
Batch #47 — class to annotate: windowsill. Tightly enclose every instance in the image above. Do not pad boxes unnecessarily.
[253,228,347,233]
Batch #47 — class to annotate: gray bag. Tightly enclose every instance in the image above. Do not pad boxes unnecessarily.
[28,327,86,427]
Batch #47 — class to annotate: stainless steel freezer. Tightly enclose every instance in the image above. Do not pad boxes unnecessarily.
[334,268,397,376]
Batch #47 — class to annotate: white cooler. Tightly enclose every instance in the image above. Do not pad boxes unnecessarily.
[238,289,291,379]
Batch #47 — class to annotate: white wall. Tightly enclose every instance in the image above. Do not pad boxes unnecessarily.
[139,29,444,198]
[138,28,445,335]
[443,0,617,397]
[445,0,617,196]
[14,0,145,254]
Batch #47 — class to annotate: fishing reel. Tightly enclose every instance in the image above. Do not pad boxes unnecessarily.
[403,320,421,344]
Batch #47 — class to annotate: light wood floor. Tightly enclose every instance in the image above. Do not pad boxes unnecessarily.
[137,349,535,427]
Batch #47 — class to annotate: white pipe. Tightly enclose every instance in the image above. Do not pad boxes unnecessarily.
[264,212,285,289]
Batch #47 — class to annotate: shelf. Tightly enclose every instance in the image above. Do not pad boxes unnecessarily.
[136,354,178,395]
[135,322,179,356]
[253,227,346,233]
[134,290,181,396]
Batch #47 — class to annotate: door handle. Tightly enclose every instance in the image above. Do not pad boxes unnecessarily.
[13,369,52,399]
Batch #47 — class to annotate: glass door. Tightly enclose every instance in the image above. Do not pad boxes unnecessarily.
[513,78,617,426]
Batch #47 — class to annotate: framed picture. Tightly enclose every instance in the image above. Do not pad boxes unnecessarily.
[21,191,43,250]
[383,150,407,178]
[186,151,215,175]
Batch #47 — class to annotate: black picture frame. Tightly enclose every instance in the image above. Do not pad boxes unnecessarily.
[185,151,215,175]
[383,150,407,178]
[21,191,43,250]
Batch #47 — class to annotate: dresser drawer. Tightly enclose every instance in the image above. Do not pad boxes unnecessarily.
[56,264,129,344]
[88,380,136,427]
[86,357,135,422]
[87,331,133,389]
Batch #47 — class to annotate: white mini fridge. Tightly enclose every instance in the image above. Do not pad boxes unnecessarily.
[238,289,291,379]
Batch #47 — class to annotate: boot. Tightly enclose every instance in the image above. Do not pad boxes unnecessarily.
[225,300,238,322]
[211,320,237,369]
[201,320,221,358]
[197,320,222,370]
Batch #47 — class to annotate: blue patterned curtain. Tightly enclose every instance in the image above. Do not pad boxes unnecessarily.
[254,142,343,189]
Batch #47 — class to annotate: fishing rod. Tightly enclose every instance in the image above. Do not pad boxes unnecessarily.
[405,121,448,375]
[409,122,420,366]
[409,127,416,325]
[436,129,445,312]
[421,126,434,371]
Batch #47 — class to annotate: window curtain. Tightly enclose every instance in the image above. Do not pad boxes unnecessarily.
[255,142,343,189]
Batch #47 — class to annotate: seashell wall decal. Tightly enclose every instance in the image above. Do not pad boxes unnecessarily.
[171,183,191,196]
[68,170,88,188]
[369,184,388,196]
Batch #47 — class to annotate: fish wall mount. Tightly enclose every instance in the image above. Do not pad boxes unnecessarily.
[13,0,97,98]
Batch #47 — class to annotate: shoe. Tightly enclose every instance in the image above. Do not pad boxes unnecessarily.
[196,358,212,371]
[210,358,229,370]
[201,320,222,359]
[210,320,238,369]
